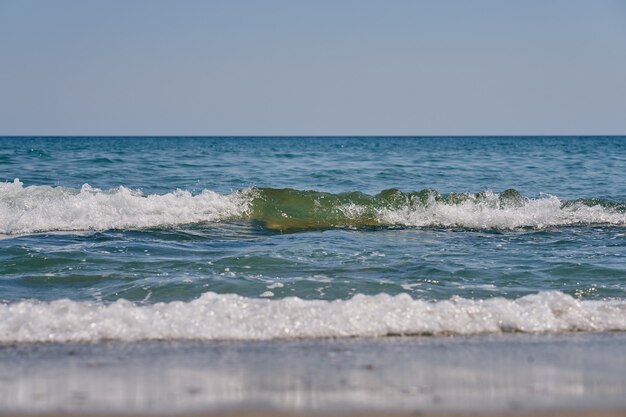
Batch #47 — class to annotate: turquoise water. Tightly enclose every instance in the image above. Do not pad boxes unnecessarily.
[1,137,625,342]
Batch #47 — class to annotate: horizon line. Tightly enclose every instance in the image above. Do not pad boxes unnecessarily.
[1,134,625,138]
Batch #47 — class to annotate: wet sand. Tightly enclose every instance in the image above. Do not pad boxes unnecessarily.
[3,412,626,417]
[1,333,625,415]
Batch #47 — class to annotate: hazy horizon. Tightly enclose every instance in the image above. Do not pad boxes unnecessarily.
[1,0,625,136]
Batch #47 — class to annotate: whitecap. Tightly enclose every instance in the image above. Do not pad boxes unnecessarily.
[0,179,250,235]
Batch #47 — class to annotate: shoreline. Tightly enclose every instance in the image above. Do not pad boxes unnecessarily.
[1,333,626,415]
[3,411,626,417]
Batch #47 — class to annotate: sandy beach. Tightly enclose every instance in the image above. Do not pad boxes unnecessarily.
[1,333,625,416]
[3,411,626,417]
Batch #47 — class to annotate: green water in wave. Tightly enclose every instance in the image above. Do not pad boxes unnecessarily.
[246,187,618,231]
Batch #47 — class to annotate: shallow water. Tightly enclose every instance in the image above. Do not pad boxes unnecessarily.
[1,137,625,342]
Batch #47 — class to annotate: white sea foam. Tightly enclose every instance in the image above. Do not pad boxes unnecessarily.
[2,181,625,234]
[1,291,625,343]
[0,179,249,235]
[379,192,626,229]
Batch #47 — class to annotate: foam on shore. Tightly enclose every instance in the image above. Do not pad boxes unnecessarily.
[1,291,625,343]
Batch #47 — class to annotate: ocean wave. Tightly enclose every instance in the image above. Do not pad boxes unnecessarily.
[1,180,626,234]
[1,291,625,343]
[249,187,626,230]
[0,179,249,235]
[378,195,626,229]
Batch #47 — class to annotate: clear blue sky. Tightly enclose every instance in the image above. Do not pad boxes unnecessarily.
[1,0,625,135]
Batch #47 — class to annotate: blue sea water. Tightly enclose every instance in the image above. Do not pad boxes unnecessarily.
[1,136,625,342]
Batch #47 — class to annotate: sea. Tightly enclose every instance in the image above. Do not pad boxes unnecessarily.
[1,136,626,343]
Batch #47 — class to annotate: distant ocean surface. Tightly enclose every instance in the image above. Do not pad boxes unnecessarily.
[1,136,626,343]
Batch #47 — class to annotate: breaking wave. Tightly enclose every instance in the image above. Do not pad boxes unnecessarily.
[1,179,626,234]
[1,291,625,343]
[0,179,249,234]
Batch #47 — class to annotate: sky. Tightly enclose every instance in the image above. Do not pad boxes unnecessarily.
[1,0,625,136]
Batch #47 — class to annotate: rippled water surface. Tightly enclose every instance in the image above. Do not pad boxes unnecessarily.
[1,137,625,342]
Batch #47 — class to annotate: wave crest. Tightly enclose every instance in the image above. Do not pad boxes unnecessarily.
[2,180,625,234]
[249,187,626,230]
[0,179,249,234]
